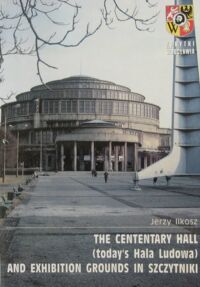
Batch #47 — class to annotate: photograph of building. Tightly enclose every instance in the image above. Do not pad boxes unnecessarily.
[1,2,200,287]
[1,75,170,172]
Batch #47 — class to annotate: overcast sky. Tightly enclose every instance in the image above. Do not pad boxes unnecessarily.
[0,0,178,128]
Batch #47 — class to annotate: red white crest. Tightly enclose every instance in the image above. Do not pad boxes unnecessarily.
[166,5,194,37]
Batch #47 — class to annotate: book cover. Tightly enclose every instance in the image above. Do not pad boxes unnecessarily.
[0,0,199,286]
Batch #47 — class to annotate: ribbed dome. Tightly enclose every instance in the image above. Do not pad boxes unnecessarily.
[31,75,131,92]
[16,75,147,104]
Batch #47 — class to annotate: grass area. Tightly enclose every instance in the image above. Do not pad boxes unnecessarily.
[0,175,31,223]
[0,175,29,196]
[0,194,27,224]
[0,175,28,185]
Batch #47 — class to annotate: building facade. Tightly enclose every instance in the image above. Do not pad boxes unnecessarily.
[1,76,170,172]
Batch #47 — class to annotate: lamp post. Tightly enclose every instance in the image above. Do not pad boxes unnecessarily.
[40,130,43,172]
[9,121,28,177]
[8,124,19,177]
[0,99,8,183]
[2,113,7,183]
[15,104,21,177]
[16,130,19,177]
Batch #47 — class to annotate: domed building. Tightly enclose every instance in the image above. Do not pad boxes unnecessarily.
[1,76,170,172]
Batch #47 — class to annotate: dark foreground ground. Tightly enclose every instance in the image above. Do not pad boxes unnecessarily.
[0,172,200,287]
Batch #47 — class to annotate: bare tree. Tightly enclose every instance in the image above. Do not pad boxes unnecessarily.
[0,92,15,105]
[102,0,159,30]
[0,0,159,86]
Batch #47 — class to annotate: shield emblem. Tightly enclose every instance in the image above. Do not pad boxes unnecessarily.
[166,5,194,37]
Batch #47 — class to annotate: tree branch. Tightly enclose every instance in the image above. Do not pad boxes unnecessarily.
[0,0,159,84]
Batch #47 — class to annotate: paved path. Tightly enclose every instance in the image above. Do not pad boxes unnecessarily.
[1,173,200,287]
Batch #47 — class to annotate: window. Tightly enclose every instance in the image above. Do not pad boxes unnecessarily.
[119,102,124,114]
[113,102,119,114]
[47,131,53,143]
[136,104,140,116]
[44,100,60,113]
[49,101,54,113]
[34,131,41,144]
[61,101,67,113]
[97,101,112,115]
[79,100,95,113]
[43,101,49,113]
[124,102,128,114]
[156,109,159,119]
[54,101,59,113]
[29,102,36,114]
[85,101,90,113]
[132,103,137,115]
[141,104,144,117]
[72,101,77,113]
[48,155,52,167]
[144,105,148,117]
[79,101,84,113]
[66,101,71,113]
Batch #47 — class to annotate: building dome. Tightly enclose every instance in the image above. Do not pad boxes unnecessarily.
[7,76,160,131]
[1,76,170,172]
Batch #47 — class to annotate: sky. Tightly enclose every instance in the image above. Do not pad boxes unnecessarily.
[0,0,178,128]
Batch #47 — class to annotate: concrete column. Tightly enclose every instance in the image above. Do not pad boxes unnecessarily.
[133,143,138,172]
[109,141,112,171]
[114,145,119,171]
[28,130,31,144]
[39,130,43,172]
[91,141,95,171]
[45,154,48,171]
[149,153,153,165]
[138,153,142,171]
[104,146,108,171]
[55,144,58,171]
[156,154,160,162]
[144,154,148,168]
[16,131,19,177]
[121,145,125,171]
[73,141,77,171]
[124,142,127,172]
[61,144,64,171]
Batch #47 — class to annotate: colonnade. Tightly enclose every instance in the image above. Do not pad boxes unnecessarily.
[137,152,161,171]
[59,141,139,172]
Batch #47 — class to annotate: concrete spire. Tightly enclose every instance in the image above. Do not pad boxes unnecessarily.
[139,0,200,179]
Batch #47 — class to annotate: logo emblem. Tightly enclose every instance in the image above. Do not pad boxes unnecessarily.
[166,5,194,37]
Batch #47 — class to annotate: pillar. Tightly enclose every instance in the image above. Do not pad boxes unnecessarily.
[109,141,112,171]
[16,130,19,177]
[104,145,109,171]
[73,141,77,171]
[55,144,58,171]
[121,145,125,171]
[28,130,31,144]
[114,145,119,171]
[91,141,95,170]
[144,154,148,169]
[149,153,153,165]
[133,143,138,172]
[138,153,142,171]
[124,142,127,172]
[39,130,43,172]
[61,144,64,171]
[45,154,48,171]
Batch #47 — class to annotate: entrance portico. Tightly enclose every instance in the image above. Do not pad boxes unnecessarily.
[57,140,134,172]
[55,123,156,172]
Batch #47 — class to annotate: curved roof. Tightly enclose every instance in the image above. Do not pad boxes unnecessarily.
[15,75,148,104]
[31,75,131,92]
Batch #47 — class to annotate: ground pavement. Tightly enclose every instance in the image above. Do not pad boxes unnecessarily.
[0,172,200,287]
